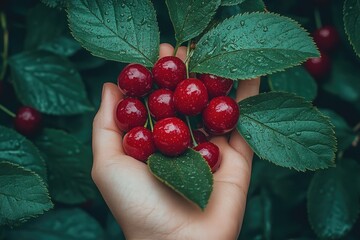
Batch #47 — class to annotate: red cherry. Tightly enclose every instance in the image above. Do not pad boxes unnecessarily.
[153,117,190,156]
[148,89,176,121]
[203,96,240,135]
[194,142,220,173]
[198,74,233,98]
[123,127,155,162]
[14,106,42,136]
[152,56,186,90]
[116,98,147,132]
[118,64,153,97]
[304,52,331,80]
[313,26,339,53]
[173,78,209,116]
[193,130,208,145]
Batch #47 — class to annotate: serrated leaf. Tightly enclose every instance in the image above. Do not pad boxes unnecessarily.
[268,66,318,101]
[166,0,221,45]
[0,125,46,179]
[5,208,104,240]
[0,161,53,226]
[221,0,246,6]
[39,36,81,57]
[9,51,93,115]
[308,159,360,239]
[41,0,67,8]
[25,4,67,50]
[148,149,213,210]
[190,12,319,80]
[320,109,356,151]
[67,0,159,67]
[343,0,360,57]
[237,92,336,171]
[34,129,95,204]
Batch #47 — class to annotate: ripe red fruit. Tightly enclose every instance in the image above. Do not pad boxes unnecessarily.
[118,63,153,97]
[313,26,339,53]
[152,56,186,90]
[14,106,42,136]
[115,98,147,132]
[123,127,155,162]
[193,130,208,145]
[148,89,176,121]
[198,74,233,98]
[153,117,190,156]
[304,52,331,80]
[194,142,220,173]
[173,78,209,116]
[203,96,240,135]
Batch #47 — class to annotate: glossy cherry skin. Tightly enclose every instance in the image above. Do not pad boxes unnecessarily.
[313,26,339,53]
[153,117,190,156]
[173,78,209,116]
[116,98,147,132]
[123,127,155,162]
[148,89,176,121]
[198,74,233,99]
[304,52,331,80]
[14,106,42,136]
[118,64,153,97]
[203,96,240,135]
[193,130,208,145]
[152,56,186,90]
[194,142,221,173]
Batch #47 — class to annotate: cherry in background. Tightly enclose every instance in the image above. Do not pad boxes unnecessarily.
[14,106,42,137]
[118,63,153,97]
[304,52,331,80]
[152,56,186,90]
[313,26,339,53]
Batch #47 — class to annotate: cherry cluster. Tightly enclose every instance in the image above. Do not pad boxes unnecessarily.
[116,56,239,172]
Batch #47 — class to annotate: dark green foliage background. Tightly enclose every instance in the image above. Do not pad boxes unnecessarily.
[0,0,359,239]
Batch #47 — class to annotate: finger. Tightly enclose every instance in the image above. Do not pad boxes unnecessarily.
[92,83,124,165]
[229,77,261,164]
[176,46,187,62]
[159,43,187,62]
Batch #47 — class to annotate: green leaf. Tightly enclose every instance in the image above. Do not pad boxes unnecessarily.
[221,0,246,6]
[165,0,221,45]
[9,51,93,115]
[0,161,53,226]
[0,125,46,179]
[34,129,95,204]
[148,149,213,210]
[25,4,67,50]
[308,159,360,239]
[237,92,336,171]
[320,109,356,151]
[67,0,159,67]
[190,12,319,80]
[5,208,104,240]
[39,36,81,57]
[268,66,318,101]
[343,0,360,57]
[41,0,67,8]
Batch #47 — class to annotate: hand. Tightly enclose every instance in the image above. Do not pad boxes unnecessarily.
[92,43,260,240]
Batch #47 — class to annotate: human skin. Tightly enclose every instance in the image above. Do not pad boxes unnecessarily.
[92,43,260,240]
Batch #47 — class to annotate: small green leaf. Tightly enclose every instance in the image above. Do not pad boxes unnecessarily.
[0,161,53,226]
[166,0,221,45]
[39,36,81,57]
[268,66,318,101]
[67,0,159,67]
[34,129,95,204]
[148,149,213,210]
[9,51,93,115]
[5,208,104,240]
[308,159,360,239]
[343,0,360,57]
[190,12,319,80]
[237,92,336,171]
[221,0,246,6]
[0,125,46,179]
[320,109,356,151]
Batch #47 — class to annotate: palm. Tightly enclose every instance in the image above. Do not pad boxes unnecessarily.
[92,44,260,240]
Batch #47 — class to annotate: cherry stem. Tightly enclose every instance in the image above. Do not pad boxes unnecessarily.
[174,43,180,56]
[0,104,15,118]
[185,41,191,78]
[0,12,8,80]
[144,98,154,131]
[314,8,322,29]
[185,116,197,147]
